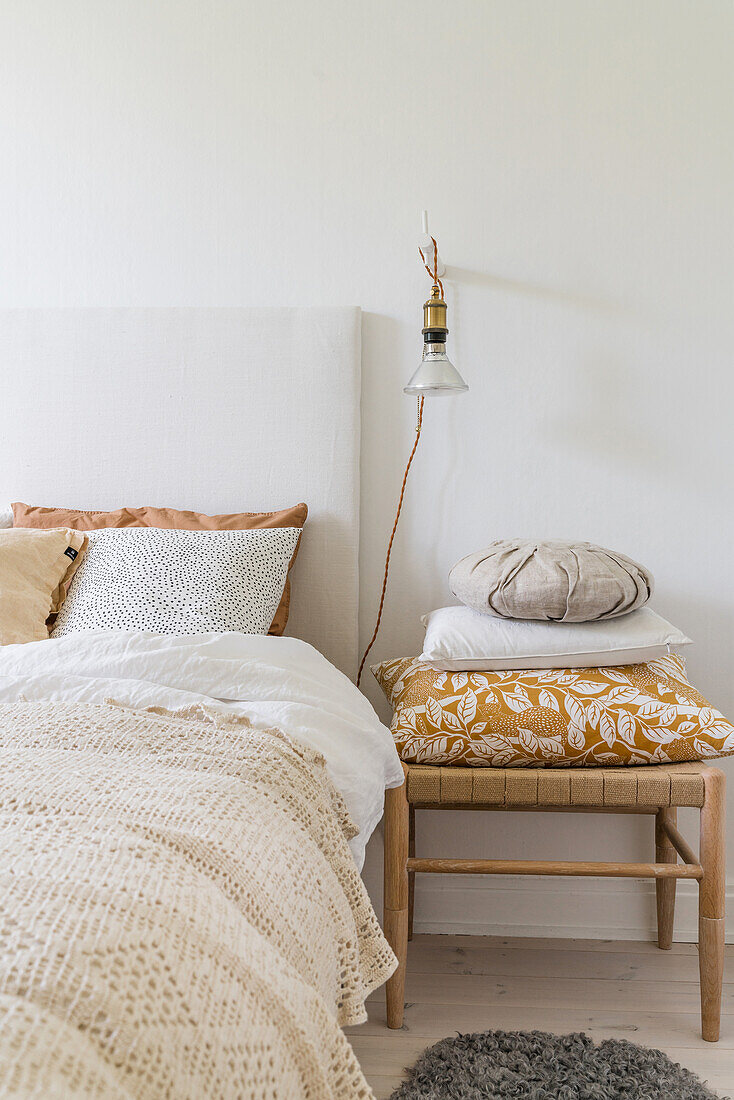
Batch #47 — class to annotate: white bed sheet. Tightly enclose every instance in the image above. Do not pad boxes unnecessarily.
[0,631,403,868]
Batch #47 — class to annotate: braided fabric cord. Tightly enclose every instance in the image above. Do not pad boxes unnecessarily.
[357,395,424,686]
[357,234,441,688]
[0,701,396,1099]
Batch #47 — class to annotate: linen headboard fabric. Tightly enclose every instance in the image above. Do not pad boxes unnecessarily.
[0,308,361,675]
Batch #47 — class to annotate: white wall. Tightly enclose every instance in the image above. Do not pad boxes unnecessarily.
[2,0,733,940]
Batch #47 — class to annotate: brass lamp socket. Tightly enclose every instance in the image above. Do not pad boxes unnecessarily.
[422,284,448,344]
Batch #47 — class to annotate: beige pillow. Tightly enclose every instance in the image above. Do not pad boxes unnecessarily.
[0,528,88,644]
[449,539,653,623]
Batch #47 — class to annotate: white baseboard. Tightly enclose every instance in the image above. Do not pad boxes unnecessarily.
[411,874,734,942]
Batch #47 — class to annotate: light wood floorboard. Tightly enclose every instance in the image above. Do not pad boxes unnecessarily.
[346,935,734,1099]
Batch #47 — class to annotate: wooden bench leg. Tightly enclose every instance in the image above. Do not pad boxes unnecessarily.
[408,805,415,941]
[384,781,409,1028]
[699,769,725,1042]
[655,807,677,950]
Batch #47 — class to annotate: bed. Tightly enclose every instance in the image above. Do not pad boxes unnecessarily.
[0,308,401,1098]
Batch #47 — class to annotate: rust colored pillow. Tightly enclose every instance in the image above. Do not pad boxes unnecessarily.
[12,502,307,635]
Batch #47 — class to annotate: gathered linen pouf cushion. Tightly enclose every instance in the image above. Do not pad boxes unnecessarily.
[449,540,653,622]
[372,653,734,767]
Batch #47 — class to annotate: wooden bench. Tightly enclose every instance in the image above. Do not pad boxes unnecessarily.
[384,761,725,1041]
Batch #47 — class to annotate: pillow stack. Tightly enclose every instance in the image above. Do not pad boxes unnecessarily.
[373,539,734,768]
[13,501,307,636]
[1,501,307,644]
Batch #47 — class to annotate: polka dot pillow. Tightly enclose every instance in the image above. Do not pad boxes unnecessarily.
[372,653,734,767]
[52,527,302,638]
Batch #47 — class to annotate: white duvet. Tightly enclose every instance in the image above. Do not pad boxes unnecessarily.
[0,630,403,868]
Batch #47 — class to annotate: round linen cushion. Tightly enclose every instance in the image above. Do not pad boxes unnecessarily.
[449,539,653,623]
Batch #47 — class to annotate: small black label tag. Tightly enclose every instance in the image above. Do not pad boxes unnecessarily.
[64,546,78,561]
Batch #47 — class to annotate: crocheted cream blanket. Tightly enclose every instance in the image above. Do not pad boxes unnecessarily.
[0,700,395,1099]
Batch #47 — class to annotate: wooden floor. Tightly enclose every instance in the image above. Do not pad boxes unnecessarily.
[346,935,734,1099]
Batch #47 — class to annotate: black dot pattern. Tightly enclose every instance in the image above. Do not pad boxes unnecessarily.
[51,527,301,637]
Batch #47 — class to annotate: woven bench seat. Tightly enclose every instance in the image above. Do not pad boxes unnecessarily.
[405,762,707,809]
[385,760,725,1041]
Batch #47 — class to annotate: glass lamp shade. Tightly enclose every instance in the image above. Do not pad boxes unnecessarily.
[404,347,468,396]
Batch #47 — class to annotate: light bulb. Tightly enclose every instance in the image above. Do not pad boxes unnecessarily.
[404,346,468,396]
[404,285,468,396]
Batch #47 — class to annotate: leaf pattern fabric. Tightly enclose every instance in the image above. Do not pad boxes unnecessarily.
[372,653,734,767]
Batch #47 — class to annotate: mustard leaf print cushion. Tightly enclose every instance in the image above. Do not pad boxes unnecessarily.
[372,653,734,767]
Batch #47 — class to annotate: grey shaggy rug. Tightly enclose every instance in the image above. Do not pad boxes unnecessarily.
[388,1030,724,1099]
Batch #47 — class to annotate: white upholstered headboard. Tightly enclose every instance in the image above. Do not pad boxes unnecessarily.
[0,308,361,676]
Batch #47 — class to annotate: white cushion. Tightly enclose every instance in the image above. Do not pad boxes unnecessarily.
[419,604,691,671]
[52,527,301,638]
